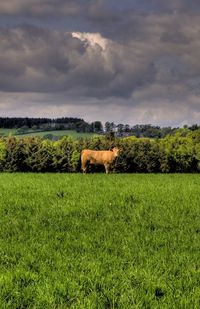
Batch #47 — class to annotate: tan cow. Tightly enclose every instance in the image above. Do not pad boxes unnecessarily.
[81,147,120,174]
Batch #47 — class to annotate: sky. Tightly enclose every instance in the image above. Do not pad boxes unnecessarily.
[0,0,200,126]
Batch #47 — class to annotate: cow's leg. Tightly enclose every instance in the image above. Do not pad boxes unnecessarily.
[82,164,87,173]
[82,166,87,173]
[81,159,87,173]
[104,163,109,174]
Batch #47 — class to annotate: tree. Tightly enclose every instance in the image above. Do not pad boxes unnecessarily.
[90,121,103,133]
[105,122,116,133]
[117,124,125,134]
[124,124,130,133]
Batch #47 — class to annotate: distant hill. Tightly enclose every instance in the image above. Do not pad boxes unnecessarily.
[0,128,100,140]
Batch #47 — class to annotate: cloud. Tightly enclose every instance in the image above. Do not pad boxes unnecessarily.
[0,0,84,17]
[1,0,200,19]
[0,1,199,126]
[0,25,156,98]
[0,91,199,127]
[72,32,108,50]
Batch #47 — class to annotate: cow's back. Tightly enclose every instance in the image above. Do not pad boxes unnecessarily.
[82,150,113,163]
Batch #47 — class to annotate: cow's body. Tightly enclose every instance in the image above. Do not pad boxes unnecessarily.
[81,147,119,174]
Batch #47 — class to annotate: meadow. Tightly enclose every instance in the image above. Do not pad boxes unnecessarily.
[0,128,98,139]
[0,174,199,308]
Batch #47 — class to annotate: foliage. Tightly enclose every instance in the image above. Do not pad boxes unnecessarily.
[0,117,199,138]
[0,117,103,134]
[0,116,86,129]
[0,132,199,173]
[115,123,200,138]
[0,139,6,170]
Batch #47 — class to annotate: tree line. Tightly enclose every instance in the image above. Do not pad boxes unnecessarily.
[0,117,91,132]
[0,117,199,138]
[0,129,199,173]
[105,122,200,138]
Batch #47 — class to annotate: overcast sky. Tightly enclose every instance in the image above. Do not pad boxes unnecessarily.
[0,0,200,126]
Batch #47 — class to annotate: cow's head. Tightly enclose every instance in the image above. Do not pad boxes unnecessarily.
[112,147,120,157]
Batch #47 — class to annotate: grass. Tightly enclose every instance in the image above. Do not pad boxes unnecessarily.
[0,128,99,139]
[16,130,99,139]
[0,174,199,308]
[0,128,18,136]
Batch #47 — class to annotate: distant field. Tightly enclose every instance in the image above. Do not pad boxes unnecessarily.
[0,128,99,139]
[0,174,199,308]
[0,128,18,136]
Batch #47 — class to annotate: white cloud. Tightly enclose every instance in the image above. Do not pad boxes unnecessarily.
[71,32,109,50]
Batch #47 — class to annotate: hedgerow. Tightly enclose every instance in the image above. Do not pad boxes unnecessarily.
[0,130,199,173]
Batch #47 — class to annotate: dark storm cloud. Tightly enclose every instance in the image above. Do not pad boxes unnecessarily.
[0,15,199,101]
[1,0,200,18]
[0,0,199,125]
[128,0,200,13]
[0,0,84,17]
[0,24,157,98]
[0,0,115,22]
[160,30,191,45]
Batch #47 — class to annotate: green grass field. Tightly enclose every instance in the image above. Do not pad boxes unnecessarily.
[0,128,18,136]
[0,174,199,308]
[0,128,99,139]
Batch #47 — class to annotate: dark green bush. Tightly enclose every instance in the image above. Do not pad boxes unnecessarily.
[0,133,199,173]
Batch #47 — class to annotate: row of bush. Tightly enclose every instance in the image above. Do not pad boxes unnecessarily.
[0,131,199,173]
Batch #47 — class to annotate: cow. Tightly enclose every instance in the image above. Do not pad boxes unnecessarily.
[81,147,120,174]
